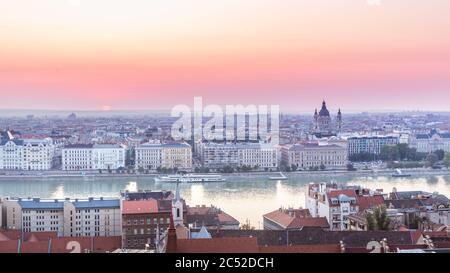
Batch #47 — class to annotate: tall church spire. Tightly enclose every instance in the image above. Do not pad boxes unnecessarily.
[172,182,184,227]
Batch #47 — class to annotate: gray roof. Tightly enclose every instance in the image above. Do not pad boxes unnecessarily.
[16,198,120,210]
[0,139,24,146]
[415,130,450,140]
[138,142,191,149]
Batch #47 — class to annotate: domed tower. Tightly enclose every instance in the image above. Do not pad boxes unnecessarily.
[317,100,332,133]
[337,108,342,133]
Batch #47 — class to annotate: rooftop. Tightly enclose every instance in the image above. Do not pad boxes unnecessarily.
[122,200,158,214]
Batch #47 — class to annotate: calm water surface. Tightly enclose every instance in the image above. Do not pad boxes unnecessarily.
[1,173,450,228]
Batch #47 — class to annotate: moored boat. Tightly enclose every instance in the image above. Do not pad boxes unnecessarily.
[392,169,412,177]
[154,174,226,183]
[269,172,288,180]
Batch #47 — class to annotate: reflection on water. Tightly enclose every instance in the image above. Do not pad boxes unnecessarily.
[51,185,65,199]
[190,184,205,206]
[2,173,450,227]
[124,181,138,192]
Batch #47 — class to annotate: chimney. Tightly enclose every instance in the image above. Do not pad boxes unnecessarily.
[166,214,177,253]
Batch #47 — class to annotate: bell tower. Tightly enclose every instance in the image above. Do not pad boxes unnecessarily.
[172,182,184,227]
[337,108,342,133]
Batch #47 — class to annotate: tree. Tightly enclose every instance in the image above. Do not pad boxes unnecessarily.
[349,152,376,162]
[347,163,356,171]
[319,164,326,171]
[425,153,439,168]
[374,205,390,230]
[221,165,234,173]
[444,153,450,168]
[366,205,391,231]
[380,145,400,162]
[138,166,145,173]
[397,143,409,160]
[240,219,255,230]
[434,149,445,161]
[291,164,298,172]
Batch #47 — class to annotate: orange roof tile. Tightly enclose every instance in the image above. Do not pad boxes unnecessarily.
[122,199,159,214]
[259,244,340,253]
[357,195,385,211]
[176,237,259,253]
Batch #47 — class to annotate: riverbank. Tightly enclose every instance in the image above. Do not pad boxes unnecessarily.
[0,168,449,180]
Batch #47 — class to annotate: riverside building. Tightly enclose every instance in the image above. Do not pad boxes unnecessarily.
[62,144,126,171]
[281,142,348,170]
[134,142,192,171]
[0,131,55,171]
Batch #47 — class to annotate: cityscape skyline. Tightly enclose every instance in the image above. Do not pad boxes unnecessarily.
[1,0,450,111]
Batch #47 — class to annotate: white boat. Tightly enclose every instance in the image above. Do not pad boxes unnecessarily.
[154,174,226,183]
[392,169,411,177]
[269,172,288,180]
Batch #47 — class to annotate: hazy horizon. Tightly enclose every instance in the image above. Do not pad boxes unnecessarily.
[1,0,450,111]
[0,106,449,118]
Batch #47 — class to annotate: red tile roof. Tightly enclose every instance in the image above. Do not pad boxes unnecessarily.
[327,189,357,199]
[410,230,424,244]
[122,199,158,214]
[264,209,329,229]
[0,234,121,253]
[259,244,341,253]
[287,217,329,229]
[217,212,239,225]
[326,189,357,206]
[176,237,259,253]
[357,195,385,211]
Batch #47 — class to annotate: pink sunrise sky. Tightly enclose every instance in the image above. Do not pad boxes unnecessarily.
[0,0,450,112]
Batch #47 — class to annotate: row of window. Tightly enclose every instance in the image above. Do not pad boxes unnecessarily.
[125,217,170,226]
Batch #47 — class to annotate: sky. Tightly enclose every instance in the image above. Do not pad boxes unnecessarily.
[1,0,450,113]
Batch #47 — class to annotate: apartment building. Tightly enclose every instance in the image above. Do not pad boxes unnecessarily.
[306,183,384,230]
[134,142,192,171]
[62,144,126,171]
[121,189,186,249]
[2,197,121,237]
[200,142,239,170]
[410,129,450,153]
[281,142,348,170]
[237,143,278,171]
[199,142,278,171]
[0,132,55,170]
[347,135,399,156]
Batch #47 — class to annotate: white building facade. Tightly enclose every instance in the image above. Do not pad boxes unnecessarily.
[62,144,126,171]
[410,129,450,153]
[281,143,348,170]
[199,142,278,171]
[0,135,55,170]
[135,142,192,170]
[306,183,358,230]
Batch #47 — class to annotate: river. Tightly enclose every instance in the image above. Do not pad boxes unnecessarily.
[1,173,450,228]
